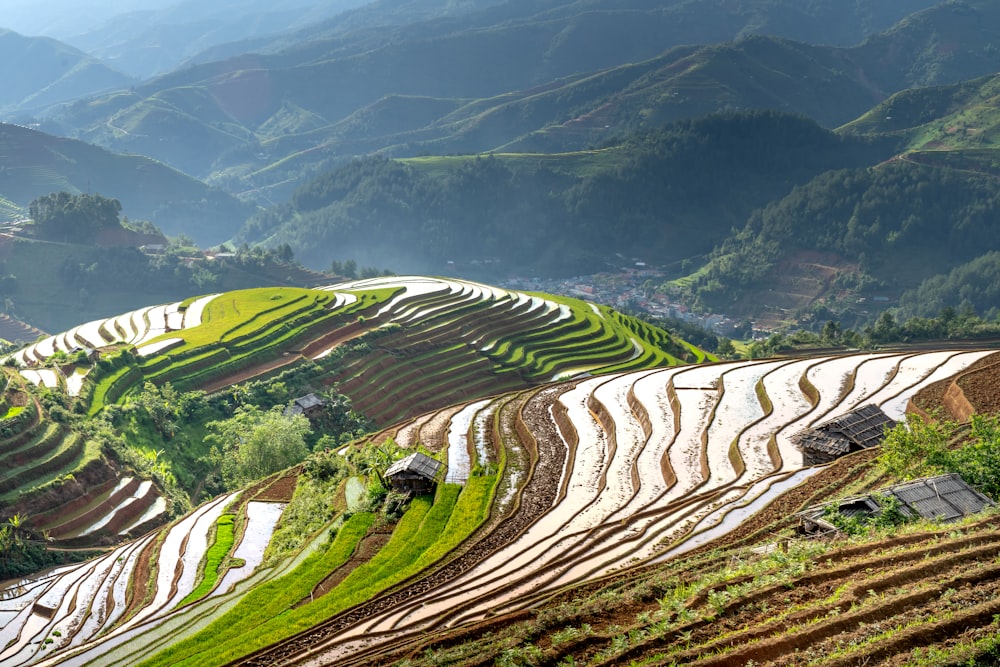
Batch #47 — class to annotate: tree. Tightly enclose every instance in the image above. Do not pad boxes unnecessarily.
[29,192,123,242]
[207,406,311,488]
[878,413,952,481]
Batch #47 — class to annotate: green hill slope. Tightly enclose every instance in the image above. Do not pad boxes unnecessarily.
[236,111,897,275]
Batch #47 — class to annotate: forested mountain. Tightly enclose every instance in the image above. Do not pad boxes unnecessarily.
[0,30,133,115]
[239,111,896,273]
[0,123,253,245]
[61,0,373,79]
[39,0,982,196]
[691,162,1000,318]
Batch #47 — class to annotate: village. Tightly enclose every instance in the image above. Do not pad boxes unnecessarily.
[500,267,747,338]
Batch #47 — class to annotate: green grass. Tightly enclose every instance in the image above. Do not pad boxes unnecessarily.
[0,437,101,502]
[1,405,24,420]
[142,511,375,667]
[180,513,236,606]
[149,288,329,353]
[149,474,498,667]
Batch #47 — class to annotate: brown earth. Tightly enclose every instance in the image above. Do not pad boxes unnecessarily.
[730,250,859,329]
[254,474,299,503]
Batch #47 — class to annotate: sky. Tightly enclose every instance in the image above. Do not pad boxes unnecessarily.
[0,1,181,37]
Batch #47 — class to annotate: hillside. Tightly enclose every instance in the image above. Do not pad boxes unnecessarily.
[0,29,133,116]
[59,0,372,79]
[235,111,897,275]
[0,236,333,334]
[688,161,1000,318]
[2,275,703,505]
[0,123,254,245]
[0,317,992,664]
[40,0,981,191]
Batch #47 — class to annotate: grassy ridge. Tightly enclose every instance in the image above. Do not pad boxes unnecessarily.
[179,513,236,606]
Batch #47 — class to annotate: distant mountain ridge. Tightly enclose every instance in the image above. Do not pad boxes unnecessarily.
[0,122,253,245]
[41,0,969,192]
[0,29,133,115]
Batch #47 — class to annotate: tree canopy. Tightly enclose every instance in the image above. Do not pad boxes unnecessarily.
[207,406,311,488]
[28,192,124,242]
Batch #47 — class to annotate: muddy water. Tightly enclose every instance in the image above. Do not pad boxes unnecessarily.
[880,350,995,418]
[659,467,824,560]
[705,360,784,484]
[125,493,235,628]
[81,481,153,536]
[120,496,167,535]
[75,318,109,347]
[214,502,285,596]
[835,353,900,411]
[444,399,491,484]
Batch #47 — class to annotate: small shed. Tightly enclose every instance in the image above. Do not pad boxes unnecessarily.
[284,393,328,419]
[798,473,994,535]
[384,452,445,496]
[69,346,100,362]
[791,404,896,465]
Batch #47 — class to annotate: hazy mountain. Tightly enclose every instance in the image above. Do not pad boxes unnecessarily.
[0,0,174,38]
[0,122,253,245]
[0,29,133,115]
[236,111,897,275]
[41,0,996,198]
[62,0,373,79]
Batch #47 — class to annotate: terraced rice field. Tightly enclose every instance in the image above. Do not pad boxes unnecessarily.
[0,491,288,667]
[4,278,696,426]
[3,348,983,667]
[222,350,991,666]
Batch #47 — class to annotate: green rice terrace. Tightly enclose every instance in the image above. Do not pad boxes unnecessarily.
[1,277,1000,665]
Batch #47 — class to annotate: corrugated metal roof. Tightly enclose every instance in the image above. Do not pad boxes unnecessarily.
[385,452,444,481]
[886,474,994,522]
[798,473,994,533]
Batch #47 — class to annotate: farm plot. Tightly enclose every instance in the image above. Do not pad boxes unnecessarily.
[243,350,992,667]
[0,491,290,667]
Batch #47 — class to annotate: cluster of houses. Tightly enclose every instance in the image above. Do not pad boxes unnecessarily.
[502,269,743,337]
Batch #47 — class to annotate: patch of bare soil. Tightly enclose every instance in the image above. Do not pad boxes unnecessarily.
[254,474,299,503]
[732,250,859,328]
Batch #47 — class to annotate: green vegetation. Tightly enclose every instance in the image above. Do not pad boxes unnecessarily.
[146,454,499,666]
[28,192,124,243]
[141,511,376,667]
[206,406,310,489]
[822,493,911,536]
[879,412,1000,499]
[180,513,236,605]
[237,112,894,274]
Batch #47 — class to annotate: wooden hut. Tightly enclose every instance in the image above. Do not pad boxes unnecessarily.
[791,404,896,465]
[384,452,445,496]
[798,473,994,535]
[284,393,328,419]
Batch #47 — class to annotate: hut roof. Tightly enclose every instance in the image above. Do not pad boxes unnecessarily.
[798,473,994,532]
[284,393,327,416]
[886,474,994,522]
[385,452,444,482]
[791,404,896,457]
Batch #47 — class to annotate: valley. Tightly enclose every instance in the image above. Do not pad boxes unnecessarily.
[4,1,1000,664]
